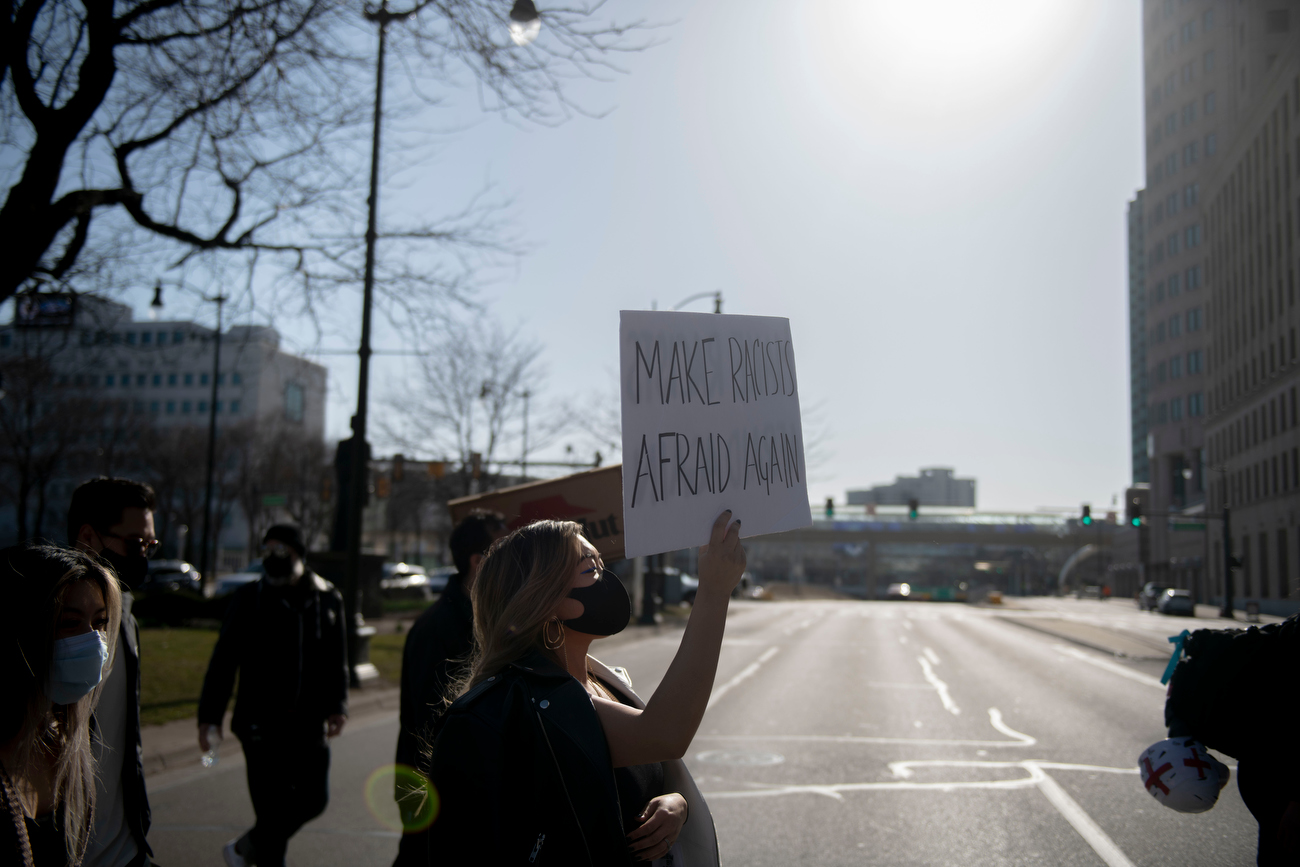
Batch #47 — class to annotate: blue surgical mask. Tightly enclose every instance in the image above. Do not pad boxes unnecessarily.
[46,630,109,705]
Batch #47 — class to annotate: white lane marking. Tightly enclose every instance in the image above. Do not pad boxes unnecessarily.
[922,646,940,665]
[1053,645,1165,690]
[782,616,818,636]
[707,646,780,709]
[705,760,1138,867]
[987,708,1036,745]
[918,656,960,715]
[865,682,936,690]
[903,619,914,630]
[1034,769,1138,867]
[698,708,1035,748]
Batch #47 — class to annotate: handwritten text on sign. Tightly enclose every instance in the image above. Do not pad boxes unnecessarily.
[620,310,811,558]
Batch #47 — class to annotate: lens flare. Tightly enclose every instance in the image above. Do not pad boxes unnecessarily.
[364,764,440,833]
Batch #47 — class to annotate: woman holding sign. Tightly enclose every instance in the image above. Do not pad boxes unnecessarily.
[427,512,744,865]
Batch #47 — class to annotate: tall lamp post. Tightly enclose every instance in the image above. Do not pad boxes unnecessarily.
[343,0,542,678]
[199,292,228,584]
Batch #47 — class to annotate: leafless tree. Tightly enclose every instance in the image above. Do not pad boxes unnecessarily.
[2,0,654,330]
[379,315,568,492]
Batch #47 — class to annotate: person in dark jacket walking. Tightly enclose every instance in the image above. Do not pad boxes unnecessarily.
[197,525,348,867]
[428,513,744,865]
[1163,612,1300,865]
[67,478,157,867]
[391,510,504,867]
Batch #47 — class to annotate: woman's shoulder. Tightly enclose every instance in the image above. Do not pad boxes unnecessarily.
[444,651,572,721]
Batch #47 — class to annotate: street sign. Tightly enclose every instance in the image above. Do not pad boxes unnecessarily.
[448,464,626,560]
[15,293,75,327]
[619,310,811,558]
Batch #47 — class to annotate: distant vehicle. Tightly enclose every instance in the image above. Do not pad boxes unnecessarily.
[427,566,455,595]
[381,562,431,599]
[1075,585,1102,600]
[886,582,911,600]
[210,571,260,598]
[141,559,201,594]
[1138,582,1170,611]
[1158,588,1195,617]
[680,573,699,605]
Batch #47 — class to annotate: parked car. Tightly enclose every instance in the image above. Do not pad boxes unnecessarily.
[141,559,202,594]
[380,562,431,599]
[209,571,260,598]
[1137,582,1170,611]
[1075,585,1102,600]
[680,573,699,605]
[1158,588,1196,616]
[886,582,912,600]
[427,566,455,595]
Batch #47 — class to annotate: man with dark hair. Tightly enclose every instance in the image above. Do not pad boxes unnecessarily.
[198,524,348,867]
[392,509,507,867]
[68,477,158,867]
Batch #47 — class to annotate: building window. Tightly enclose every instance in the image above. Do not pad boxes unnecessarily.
[198,401,208,413]
[1165,153,1177,176]
[152,374,162,387]
[1186,265,1202,289]
[1202,8,1213,29]
[1172,397,1184,421]
[0,334,9,349]
[1158,402,1169,423]
[1171,356,1183,379]
[1181,101,1196,125]
[217,373,225,385]
[1168,232,1180,255]
[135,374,145,386]
[184,373,193,386]
[173,331,185,344]
[1187,307,1202,331]
[165,401,175,414]
[230,400,241,414]
[168,373,177,386]
[156,332,167,346]
[285,382,304,422]
[141,332,152,345]
[1155,280,1167,303]
[1185,223,1202,247]
[126,332,136,345]
[149,401,160,414]
[216,401,223,413]
[1206,132,1216,155]
[1188,350,1203,373]
[1155,322,1167,342]
[1203,51,1215,74]
[182,401,191,413]
[1169,273,1182,295]
[1157,361,1168,383]
[200,373,209,386]
[1189,392,1204,416]
[105,375,115,387]
[1169,315,1182,338]
[1204,92,1215,115]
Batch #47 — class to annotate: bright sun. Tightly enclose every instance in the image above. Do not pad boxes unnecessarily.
[799,0,1093,137]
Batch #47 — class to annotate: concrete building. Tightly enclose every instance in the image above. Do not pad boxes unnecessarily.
[846,467,976,508]
[1129,191,1151,485]
[1127,0,1300,611]
[1202,42,1300,615]
[0,295,327,567]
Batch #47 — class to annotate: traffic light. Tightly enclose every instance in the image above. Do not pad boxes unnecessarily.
[1128,501,1142,527]
[825,497,834,519]
[908,498,919,520]
[1081,505,1092,526]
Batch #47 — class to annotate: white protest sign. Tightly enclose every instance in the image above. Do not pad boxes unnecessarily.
[619,310,811,558]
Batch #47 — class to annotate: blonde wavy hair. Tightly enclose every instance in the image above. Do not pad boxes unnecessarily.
[452,520,584,700]
[0,545,122,866]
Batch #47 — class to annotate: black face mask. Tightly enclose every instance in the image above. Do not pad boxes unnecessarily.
[99,547,148,592]
[263,554,295,580]
[562,570,630,637]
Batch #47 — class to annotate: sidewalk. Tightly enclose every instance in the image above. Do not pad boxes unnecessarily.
[994,597,1286,661]
[141,683,401,778]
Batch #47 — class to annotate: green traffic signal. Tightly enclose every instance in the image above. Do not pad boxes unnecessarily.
[1081,505,1091,526]
[1131,517,1141,527]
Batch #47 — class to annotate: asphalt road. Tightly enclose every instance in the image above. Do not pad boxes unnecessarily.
[146,599,1260,866]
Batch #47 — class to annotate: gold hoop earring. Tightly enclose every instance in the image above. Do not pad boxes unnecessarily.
[543,618,565,650]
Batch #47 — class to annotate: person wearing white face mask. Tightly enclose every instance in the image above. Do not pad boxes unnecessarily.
[197,525,348,867]
[0,545,123,867]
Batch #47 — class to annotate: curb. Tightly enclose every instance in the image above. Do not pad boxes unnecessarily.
[142,685,402,778]
[998,616,1169,661]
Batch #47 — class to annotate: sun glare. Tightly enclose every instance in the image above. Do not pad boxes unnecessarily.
[800,0,1092,137]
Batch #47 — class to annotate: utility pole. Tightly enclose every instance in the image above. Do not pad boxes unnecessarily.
[521,389,530,480]
[198,293,227,584]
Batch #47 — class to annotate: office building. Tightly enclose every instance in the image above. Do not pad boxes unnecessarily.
[847,467,976,508]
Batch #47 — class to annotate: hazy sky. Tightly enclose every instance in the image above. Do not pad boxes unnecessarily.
[113,0,1149,513]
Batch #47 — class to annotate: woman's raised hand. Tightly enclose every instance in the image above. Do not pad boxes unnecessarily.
[696,510,746,598]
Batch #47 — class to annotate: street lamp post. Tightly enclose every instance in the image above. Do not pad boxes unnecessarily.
[198,292,228,584]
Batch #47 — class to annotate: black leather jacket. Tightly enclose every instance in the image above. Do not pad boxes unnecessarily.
[428,650,634,866]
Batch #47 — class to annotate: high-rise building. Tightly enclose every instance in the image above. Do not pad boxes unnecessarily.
[1203,44,1300,614]
[1131,0,1300,613]
[1129,190,1150,485]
